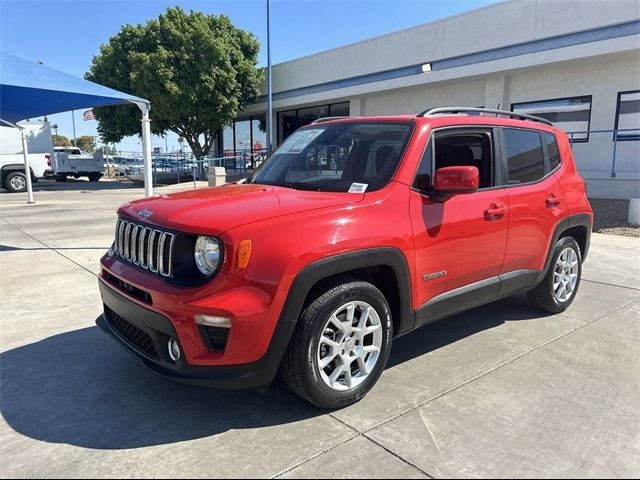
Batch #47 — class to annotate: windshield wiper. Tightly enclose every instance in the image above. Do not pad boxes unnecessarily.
[280,182,323,191]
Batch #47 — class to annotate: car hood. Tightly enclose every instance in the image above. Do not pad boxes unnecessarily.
[118,184,364,235]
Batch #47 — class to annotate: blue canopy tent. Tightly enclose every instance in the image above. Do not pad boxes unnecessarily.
[0,51,154,201]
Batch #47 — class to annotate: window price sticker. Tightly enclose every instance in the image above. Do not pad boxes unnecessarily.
[279,129,324,154]
[348,182,368,193]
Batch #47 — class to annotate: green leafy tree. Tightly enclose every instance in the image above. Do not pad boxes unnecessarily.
[74,136,96,152]
[52,134,71,147]
[86,6,262,158]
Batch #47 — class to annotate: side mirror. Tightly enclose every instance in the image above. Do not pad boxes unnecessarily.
[434,166,479,195]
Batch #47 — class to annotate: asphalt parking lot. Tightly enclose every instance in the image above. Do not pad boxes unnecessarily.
[1,181,639,478]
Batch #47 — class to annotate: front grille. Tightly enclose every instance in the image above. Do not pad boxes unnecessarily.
[102,270,152,305]
[105,307,158,358]
[113,218,175,277]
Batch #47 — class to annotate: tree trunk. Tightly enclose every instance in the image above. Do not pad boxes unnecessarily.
[172,128,217,181]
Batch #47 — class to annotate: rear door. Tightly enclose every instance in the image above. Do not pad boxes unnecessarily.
[498,128,567,278]
[409,127,509,324]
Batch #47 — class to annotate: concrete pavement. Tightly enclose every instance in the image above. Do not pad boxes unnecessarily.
[1,181,639,478]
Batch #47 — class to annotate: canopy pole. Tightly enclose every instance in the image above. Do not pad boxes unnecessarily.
[137,102,153,196]
[19,128,35,204]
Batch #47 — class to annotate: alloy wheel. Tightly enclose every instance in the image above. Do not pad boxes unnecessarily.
[553,247,579,303]
[316,301,383,392]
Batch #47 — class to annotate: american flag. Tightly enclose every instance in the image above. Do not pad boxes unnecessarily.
[83,109,95,121]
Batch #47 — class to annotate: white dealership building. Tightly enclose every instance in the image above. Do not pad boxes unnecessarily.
[223,0,640,198]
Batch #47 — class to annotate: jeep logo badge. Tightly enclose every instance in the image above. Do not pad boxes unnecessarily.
[139,209,153,219]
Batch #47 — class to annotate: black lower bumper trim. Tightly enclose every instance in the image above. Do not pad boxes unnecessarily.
[97,280,282,389]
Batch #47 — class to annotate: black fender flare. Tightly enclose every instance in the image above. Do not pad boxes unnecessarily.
[536,213,592,284]
[284,247,413,332]
[257,247,414,383]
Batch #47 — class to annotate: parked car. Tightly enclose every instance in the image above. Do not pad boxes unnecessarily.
[97,108,593,409]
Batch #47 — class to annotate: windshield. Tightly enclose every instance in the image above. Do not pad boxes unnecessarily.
[252,121,413,192]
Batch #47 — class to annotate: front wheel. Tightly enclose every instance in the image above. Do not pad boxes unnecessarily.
[88,173,102,182]
[527,236,582,313]
[279,279,393,409]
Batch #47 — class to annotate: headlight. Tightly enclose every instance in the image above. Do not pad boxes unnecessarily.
[194,236,221,275]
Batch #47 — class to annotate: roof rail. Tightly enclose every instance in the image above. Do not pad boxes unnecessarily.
[311,116,356,124]
[417,107,553,126]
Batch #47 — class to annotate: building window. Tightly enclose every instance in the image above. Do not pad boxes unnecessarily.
[502,128,545,185]
[512,96,592,142]
[329,102,350,117]
[252,114,266,152]
[277,102,350,143]
[614,90,640,141]
[219,115,268,168]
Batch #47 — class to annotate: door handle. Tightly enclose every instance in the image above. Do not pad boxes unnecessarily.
[484,204,507,221]
[546,195,562,208]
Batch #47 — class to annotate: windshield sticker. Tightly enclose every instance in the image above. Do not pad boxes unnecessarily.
[348,182,368,194]
[278,129,325,154]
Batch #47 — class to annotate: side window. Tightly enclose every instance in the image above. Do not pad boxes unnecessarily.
[412,139,432,192]
[434,132,493,188]
[544,133,561,171]
[503,128,545,184]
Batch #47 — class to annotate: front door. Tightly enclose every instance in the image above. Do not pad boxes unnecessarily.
[409,128,509,324]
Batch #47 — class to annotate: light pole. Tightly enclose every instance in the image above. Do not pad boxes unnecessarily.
[71,110,77,146]
[266,0,273,155]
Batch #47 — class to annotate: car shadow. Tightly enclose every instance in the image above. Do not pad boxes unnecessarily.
[388,293,551,368]
[1,295,550,450]
[0,325,321,450]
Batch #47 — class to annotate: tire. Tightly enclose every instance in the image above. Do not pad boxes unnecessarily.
[279,278,393,409]
[88,173,102,182]
[55,175,67,182]
[527,236,582,313]
[4,172,27,193]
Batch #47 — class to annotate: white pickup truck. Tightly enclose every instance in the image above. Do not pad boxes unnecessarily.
[0,123,52,193]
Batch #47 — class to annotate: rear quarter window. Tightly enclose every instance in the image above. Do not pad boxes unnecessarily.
[503,128,545,184]
[544,133,561,171]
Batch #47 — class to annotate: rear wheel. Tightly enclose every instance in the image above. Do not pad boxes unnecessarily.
[280,279,392,409]
[88,173,102,182]
[4,172,27,192]
[527,236,582,313]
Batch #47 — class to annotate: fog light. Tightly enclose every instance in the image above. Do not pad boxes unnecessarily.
[168,338,181,361]
[194,314,231,328]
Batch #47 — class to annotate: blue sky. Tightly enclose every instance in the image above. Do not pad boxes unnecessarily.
[0,0,498,152]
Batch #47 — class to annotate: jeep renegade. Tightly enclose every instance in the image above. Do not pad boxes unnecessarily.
[97,107,593,409]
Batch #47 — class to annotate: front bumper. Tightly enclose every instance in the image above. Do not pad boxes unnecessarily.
[97,280,284,389]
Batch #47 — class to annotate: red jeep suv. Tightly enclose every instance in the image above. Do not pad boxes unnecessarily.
[98,107,592,409]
